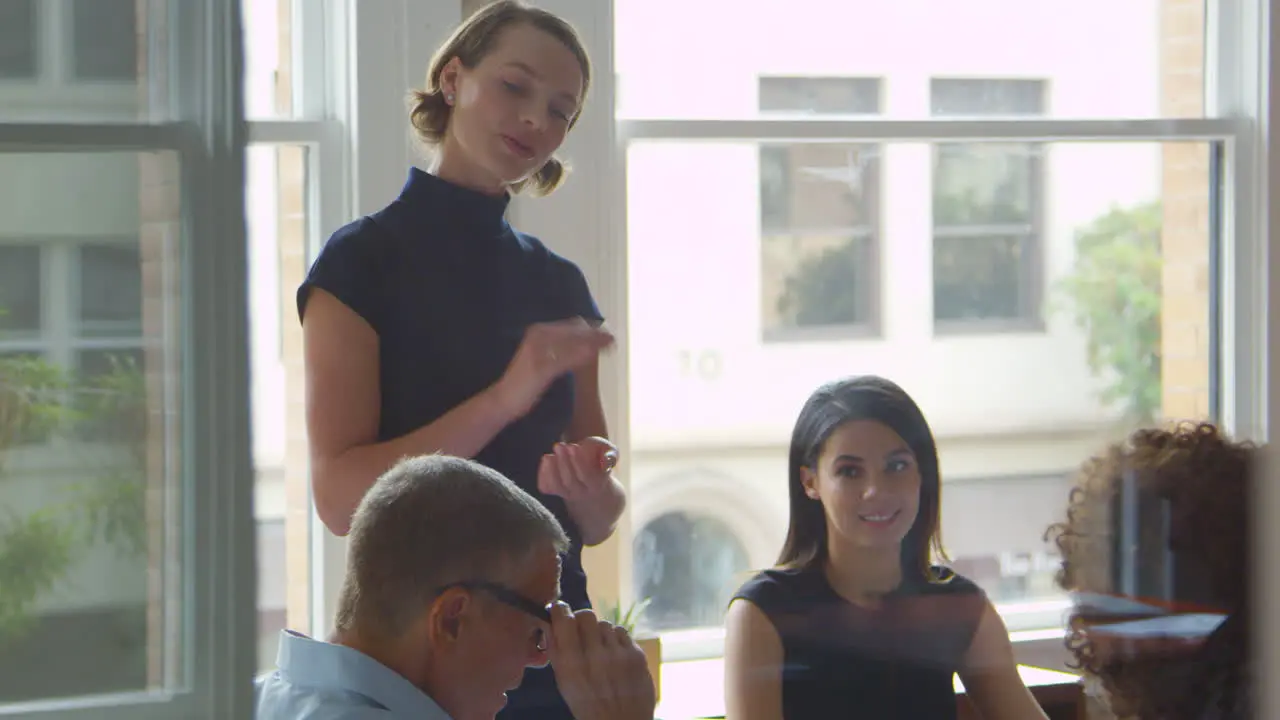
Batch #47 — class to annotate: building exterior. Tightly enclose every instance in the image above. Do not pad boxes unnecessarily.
[0,0,1213,701]
[611,0,1211,641]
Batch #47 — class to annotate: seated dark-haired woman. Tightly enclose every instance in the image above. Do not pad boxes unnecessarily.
[724,375,1048,720]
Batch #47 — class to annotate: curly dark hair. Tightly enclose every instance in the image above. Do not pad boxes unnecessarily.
[1044,421,1253,720]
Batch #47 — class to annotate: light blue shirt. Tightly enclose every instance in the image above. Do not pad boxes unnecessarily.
[255,630,452,719]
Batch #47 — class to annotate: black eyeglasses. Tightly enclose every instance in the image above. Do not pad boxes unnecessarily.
[438,581,553,652]
[437,581,553,624]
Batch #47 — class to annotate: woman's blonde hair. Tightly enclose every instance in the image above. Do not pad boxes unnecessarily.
[408,0,591,197]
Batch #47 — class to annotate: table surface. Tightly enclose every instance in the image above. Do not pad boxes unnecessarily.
[655,657,1080,720]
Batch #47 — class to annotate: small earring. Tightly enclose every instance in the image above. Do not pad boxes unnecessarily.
[445,93,455,105]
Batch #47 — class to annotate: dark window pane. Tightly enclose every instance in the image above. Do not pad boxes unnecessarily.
[0,0,37,79]
[760,142,879,332]
[79,244,143,337]
[763,235,871,332]
[933,144,1037,226]
[74,347,145,442]
[930,79,1045,116]
[757,81,883,336]
[0,245,42,335]
[933,235,1028,321]
[761,143,878,233]
[70,0,138,81]
[633,512,749,632]
[759,77,881,115]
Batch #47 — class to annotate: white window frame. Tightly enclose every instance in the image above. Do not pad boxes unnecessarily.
[514,0,1269,656]
[570,0,1277,661]
[0,0,255,716]
[343,3,1280,712]
[242,0,352,637]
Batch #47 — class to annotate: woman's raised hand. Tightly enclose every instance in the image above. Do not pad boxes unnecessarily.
[492,318,614,418]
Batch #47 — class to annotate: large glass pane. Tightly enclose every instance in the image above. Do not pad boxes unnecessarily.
[626,139,1216,659]
[242,0,298,118]
[0,0,38,80]
[615,0,1205,119]
[245,143,313,671]
[69,0,139,82]
[0,244,41,336]
[0,0,151,122]
[0,151,183,703]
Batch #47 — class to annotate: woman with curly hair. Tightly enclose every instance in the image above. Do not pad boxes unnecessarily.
[1045,422,1253,719]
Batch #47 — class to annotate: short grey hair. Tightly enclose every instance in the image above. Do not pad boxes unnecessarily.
[334,454,569,639]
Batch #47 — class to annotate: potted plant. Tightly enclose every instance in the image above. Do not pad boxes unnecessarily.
[598,597,661,701]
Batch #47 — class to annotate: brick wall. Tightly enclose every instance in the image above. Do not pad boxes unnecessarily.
[136,0,181,689]
[1159,0,1211,422]
[279,148,311,635]
[270,0,316,638]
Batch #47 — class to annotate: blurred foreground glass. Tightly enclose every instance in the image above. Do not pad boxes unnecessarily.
[624,139,1216,642]
[245,142,314,672]
[0,150,184,701]
[241,0,299,119]
[615,0,1206,120]
[0,0,154,122]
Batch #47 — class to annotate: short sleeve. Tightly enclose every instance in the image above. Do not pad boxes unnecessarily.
[296,219,387,332]
[732,570,793,617]
[554,258,604,325]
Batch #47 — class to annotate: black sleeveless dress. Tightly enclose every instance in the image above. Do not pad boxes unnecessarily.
[733,565,986,720]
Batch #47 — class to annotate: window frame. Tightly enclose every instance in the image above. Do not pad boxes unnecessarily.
[0,0,254,716]
[369,1,1278,709]
[757,75,884,342]
[0,236,147,455]
[930,142,1046,333]
[243,0,351,649]
[929,77,1049,334]
[0,0,140,120]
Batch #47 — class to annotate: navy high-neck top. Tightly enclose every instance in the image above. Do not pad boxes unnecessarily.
[297,168,602,609]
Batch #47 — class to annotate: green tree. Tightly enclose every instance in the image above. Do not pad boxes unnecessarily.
[776,237,863,327]
[0,353,80,639]
[0,324,147,641]
[1057,201,1163,425]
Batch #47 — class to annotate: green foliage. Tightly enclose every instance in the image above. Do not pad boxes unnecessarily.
[0,508,78,640]
[597,597,652,634]
[71,354,149,557]
[775,237,863,328]
[0,354,76,461]
[0,338,148,643]
[1057,201,1163,424]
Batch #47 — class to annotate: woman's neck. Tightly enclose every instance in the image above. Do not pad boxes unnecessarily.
[823,536,903,607]
[429,142,506,197]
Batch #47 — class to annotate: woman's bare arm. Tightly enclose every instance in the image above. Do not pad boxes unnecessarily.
[302,289,518,535]
[956,601,1050,720]
[724,598,785,720]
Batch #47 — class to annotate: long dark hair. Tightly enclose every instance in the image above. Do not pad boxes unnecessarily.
[776,375,948,583]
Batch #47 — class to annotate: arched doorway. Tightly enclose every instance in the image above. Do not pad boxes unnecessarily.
[632,511,750,632]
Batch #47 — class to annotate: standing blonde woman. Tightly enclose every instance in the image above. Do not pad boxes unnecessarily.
[298,3,623,718]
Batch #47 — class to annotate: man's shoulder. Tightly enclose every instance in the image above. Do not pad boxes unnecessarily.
[254,670,392,719]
